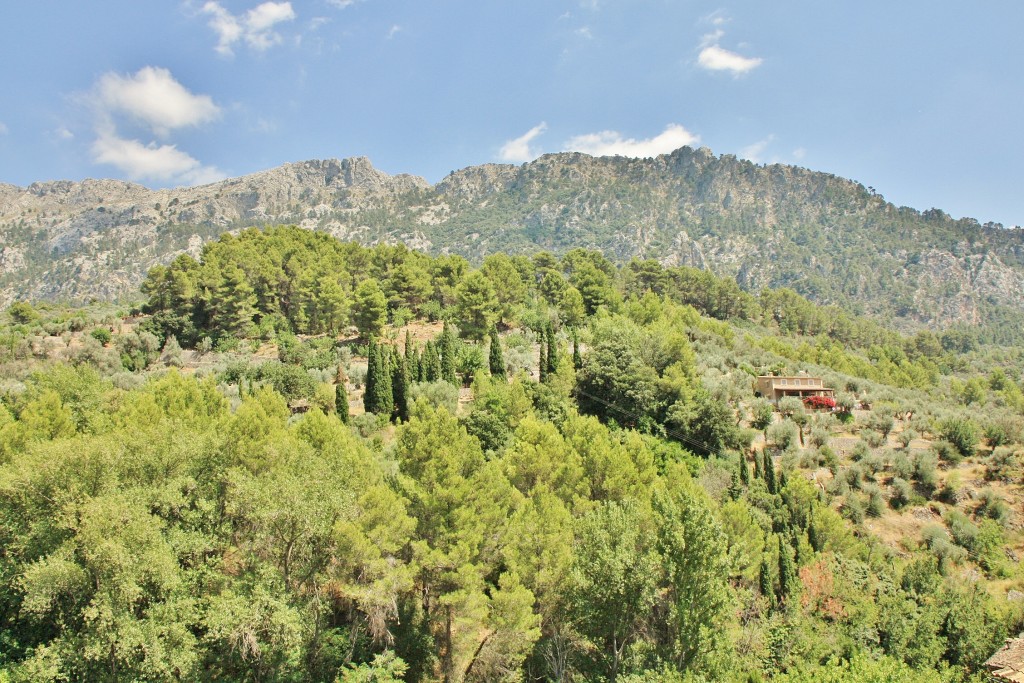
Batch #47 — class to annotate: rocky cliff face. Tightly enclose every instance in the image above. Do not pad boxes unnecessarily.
[2,147,1023,336]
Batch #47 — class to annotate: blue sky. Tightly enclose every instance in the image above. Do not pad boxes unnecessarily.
[1,1,1022,226]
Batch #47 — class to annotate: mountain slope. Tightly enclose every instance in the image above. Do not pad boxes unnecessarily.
[2,146,1023,337]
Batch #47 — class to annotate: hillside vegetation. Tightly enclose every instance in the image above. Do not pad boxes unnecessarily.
[3,147,1024,342]
[1,226,1024,681]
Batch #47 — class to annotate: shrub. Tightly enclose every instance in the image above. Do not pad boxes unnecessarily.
[409,381,459,414]
[913,451,938,494]
[843,495,865,524]
[939,416,980,459]
[808,427,829,449]
[859,429,885,448]
[985,417,1022,448]
[842,465,864,490]
[936,471,963,505]
[891,451,914,480]
[987,446,1021,482]
[890,478,913,509]
[922,524,968,573]
[820,445,840,474]
[750,399,774,431]
[390,306,414,328]
[861,453,884,481]
[864,484,885,517]
[944,509,979,551]
[767,421,799,452]
[869,408,895,438]
[803,395,836,411]
[850,441,870,462]
[90,327,112,346]
[352,411,384,438]
[897,428,918,450]
[932,440,961,465]
[976,488,1011,526]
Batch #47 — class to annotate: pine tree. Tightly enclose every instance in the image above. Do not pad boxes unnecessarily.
[392,349,409,423]
[488,326,505,378]
[572,328,582,370]
[440,323,457,385]
[336,381,350,424]
[545,322,558,375]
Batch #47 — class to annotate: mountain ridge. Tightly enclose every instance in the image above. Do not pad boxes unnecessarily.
[2,146,1023,339]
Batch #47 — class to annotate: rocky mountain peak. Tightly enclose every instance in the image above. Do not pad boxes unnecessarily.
[2,147,1023,339]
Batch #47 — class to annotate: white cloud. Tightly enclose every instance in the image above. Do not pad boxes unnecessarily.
[740,135,775,163]
[564,123,699,158]
[91,130,224,186]
[327,0,357,7]
[698,44,763,74]
[387,24,402,38]
[499,123,548,163]
[575,26,593,39]
[55,126,74,140]
[96,67,220,137]
[700,29,724,48]
[792,147,807,161]
[0,122,8,135]
[202,1,296,55]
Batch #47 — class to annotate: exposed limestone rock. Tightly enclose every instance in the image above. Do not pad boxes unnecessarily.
[2,148,1023,336]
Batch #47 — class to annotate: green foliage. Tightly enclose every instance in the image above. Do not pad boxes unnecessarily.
[335,380,350,424]
[89,326,112,345]
[488,326,505,377]
[454,270,499,341]
[4,224,1023,683]
[939,416,980,459]
[353,279,389,339]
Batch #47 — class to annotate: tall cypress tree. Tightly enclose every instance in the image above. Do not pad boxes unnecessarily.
[538,334,548,383]
[777,534,797,604]
[376,344,394,418]
[392,348,409,423]
[739,452,751,487]
[336,381,350,424]
[808,516,823,553]
[424,341,441,382]
[572,328,582,370]
[759,558,775,607]
[545,322,558,375]
[488,326,505,378]
[440,323,457,385]
[764,453,777,494]
[404,330,415,371]
[363,337,379,415]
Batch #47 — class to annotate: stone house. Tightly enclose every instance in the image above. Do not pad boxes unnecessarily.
[755,375,834,403]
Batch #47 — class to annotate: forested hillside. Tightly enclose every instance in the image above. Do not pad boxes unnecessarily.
[1,226,1023,681]
[3,147,1024,341]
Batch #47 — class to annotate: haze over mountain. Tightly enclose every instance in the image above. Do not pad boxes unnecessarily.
[2,146,1022,338]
